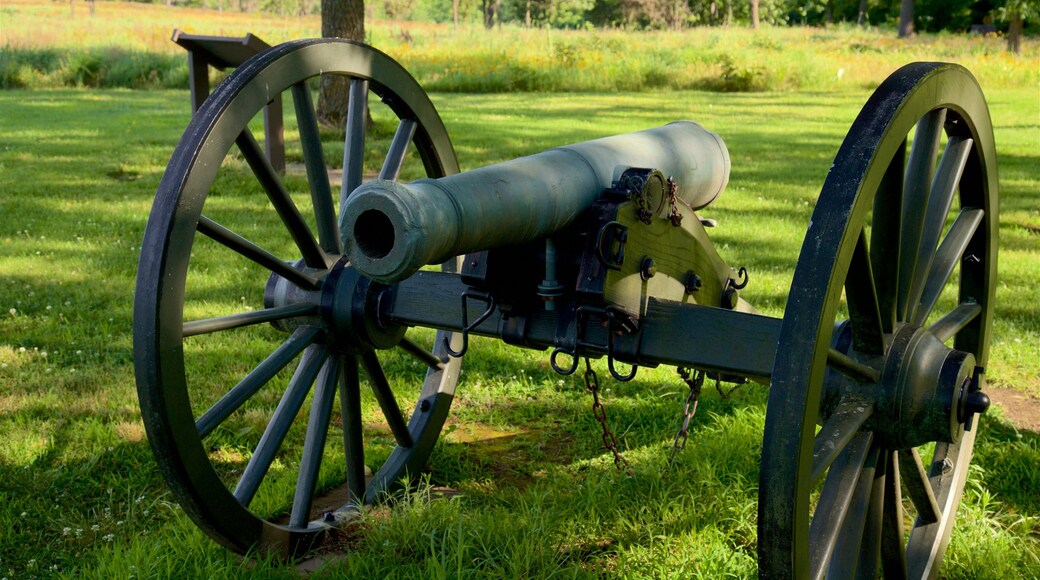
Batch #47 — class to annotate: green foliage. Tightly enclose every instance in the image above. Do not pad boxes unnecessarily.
[1,47,187,90]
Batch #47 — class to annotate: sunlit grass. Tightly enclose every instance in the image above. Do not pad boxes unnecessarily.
[0,80,1037,578]
[2,0,1037,91]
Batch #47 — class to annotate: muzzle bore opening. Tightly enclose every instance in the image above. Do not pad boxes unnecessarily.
[354,209,396,260]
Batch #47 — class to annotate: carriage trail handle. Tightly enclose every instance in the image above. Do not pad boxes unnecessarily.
[341,121,730,284]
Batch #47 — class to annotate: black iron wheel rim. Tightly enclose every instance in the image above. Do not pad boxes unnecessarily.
[759,62,998,579]
[134,39,462,556]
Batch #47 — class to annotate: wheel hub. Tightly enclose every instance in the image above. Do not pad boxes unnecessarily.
[875,324,986,449]
[264,259,405,353]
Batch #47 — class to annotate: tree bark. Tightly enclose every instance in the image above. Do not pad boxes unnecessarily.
[857,0,867,26]
[317,0,365,128]
[482,0,498,29]
[1007,10,1023,54]
[898,0,914,38]
[750,0,759,29]
[453,0,459,29]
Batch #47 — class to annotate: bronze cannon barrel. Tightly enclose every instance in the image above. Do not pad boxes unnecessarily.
[341,121,730,284]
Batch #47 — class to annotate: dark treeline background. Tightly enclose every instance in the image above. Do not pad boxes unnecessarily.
[131,0,1033,34]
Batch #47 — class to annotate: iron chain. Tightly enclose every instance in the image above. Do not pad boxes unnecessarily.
[582,357,633,476]
[666,176,683,227]
[668,367,705,467]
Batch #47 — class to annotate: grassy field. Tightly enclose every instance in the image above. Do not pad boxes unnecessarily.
[2,0,1038,92]
[0,82,1037,577]
[1,2,1039,578]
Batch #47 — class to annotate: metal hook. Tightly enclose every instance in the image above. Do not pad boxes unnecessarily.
[732,266,750,290]
[443,289,496,358]
[550,348,579,375]
[605,308,637,382]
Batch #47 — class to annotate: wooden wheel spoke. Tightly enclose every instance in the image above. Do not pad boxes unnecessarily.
[826,444,884,578]
[811,396,875,485]
[340,79,369,202]
[870,138,905,334]
[808,432,875,580]
[906,137,973,323]
[913,208,984,325]
[360,351,414,449]
[826,348,881,384]
[340,355,367,504]
[182,303,317,338]
[234,345,328,507]
[845,229,885,355]
[291,81,340,255]
[379,118,418,180]
[236,128,326,268]
[898,448,940,525]
[397,336,446,371]
[897,108,947,322]
[881,449,909,579]
[929,303,982,343]
[857,450,888,579]
[289,356,340,528]
[197,215,322,290]
[196,326,319,438]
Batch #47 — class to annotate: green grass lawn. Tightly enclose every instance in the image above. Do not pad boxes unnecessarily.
[0,83,1038,578]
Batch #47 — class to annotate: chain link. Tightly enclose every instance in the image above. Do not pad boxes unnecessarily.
[666,176,683,227]
[582,357,633,476]
[668,367,704,467]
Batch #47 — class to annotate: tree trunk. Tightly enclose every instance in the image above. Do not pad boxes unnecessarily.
[898,0,914,38]
[482,0,498,29]
[525,0,531,27]
[857,0,867,26]
[726,0,733,26]
[317,0,365,128]
[750,0,759,29]
[1007,10,1023,54]
[453,0,459,29]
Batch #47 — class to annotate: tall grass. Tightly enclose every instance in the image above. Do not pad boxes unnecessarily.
[2,0,1037,91]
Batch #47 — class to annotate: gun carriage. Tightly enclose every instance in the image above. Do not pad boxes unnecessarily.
[134,39,998,578]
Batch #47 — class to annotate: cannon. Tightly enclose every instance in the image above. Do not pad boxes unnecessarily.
[134,39,998,578]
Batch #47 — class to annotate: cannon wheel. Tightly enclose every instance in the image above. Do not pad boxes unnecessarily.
[134,39,462,556]
[760,63,998,578]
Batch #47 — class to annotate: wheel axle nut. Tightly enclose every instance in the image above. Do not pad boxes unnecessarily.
[963,391,991,415]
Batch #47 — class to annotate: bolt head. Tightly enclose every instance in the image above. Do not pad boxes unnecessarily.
[722,288,738,309]
[640,257,656,280]
[684,272,702,293]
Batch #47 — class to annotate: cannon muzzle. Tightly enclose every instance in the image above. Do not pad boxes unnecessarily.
[341,121,729,284]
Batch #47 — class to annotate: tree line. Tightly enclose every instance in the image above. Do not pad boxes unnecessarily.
[136,0,1033,32]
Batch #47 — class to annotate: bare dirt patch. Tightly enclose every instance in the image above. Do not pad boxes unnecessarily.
[987,386,1040,433]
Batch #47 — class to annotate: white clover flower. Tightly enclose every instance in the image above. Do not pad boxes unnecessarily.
[7,308,14,315]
